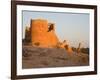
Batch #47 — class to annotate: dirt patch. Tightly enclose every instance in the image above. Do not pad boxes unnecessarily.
[22,46,89,69]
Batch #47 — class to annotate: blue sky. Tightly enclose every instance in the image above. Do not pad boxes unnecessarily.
[22,10,89,48]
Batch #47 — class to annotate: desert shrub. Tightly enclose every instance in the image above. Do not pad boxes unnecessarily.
[72,47,77,52]
[22,39,32,46]
[64,45,68,50]
[80,48,89,54]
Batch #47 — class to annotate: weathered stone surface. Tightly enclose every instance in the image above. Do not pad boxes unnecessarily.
[30,19,59,47]
[22,46,89,68]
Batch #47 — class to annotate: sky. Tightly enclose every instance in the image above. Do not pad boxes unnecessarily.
[22,10,89,48]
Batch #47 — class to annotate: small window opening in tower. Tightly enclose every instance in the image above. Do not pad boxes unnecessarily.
[48,23,54,32]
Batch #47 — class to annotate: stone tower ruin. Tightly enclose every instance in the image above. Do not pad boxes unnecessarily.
[24,18,73,53]
[30,19,59,47]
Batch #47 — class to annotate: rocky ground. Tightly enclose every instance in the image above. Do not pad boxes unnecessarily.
[22,45,89,69]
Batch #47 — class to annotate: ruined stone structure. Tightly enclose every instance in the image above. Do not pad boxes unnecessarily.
[25,27,31,43]
[30,19,59,47]
[24,19,73,53]
[56,40,73,53]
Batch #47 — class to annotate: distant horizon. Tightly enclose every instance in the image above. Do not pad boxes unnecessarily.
[22,10,89,48]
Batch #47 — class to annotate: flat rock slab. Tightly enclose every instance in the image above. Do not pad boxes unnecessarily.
[22,46,89,69]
